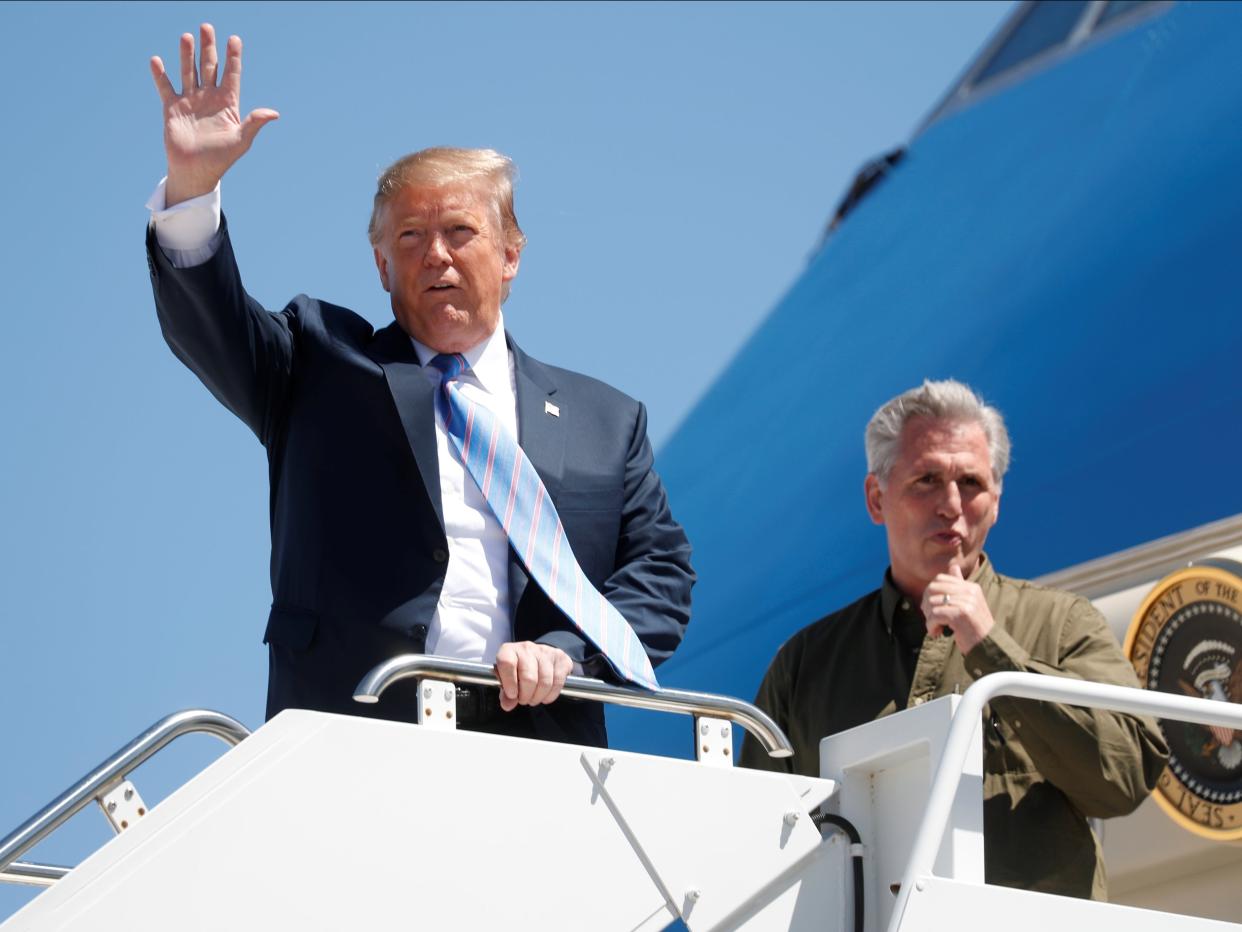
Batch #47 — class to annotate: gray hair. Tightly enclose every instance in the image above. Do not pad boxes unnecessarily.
[865,379,1011,486]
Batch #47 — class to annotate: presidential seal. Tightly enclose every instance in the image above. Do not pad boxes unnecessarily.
[1125,564,1242,840]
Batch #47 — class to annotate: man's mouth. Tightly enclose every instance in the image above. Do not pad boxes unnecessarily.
[427,283,458,292]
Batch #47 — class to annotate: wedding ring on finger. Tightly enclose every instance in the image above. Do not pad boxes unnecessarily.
[941,593,952,606]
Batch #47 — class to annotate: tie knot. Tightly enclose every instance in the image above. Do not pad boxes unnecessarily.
[429,352,468,382]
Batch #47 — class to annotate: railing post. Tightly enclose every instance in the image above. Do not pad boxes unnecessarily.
[886,672,1242,932]
[0,710,249,881]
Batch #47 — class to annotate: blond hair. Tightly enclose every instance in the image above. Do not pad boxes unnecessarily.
[367,147,527,253]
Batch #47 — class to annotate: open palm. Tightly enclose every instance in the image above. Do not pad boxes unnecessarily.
[150,24,278,206]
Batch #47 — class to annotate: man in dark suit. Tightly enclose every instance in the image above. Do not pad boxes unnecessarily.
[146,25,694,746]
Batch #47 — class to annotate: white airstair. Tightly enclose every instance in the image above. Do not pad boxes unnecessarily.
[2,659,1240,931]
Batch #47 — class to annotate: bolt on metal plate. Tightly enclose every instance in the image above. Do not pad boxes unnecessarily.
[693,715,733,767]
[417,677,458,731]
[95,780,148,834]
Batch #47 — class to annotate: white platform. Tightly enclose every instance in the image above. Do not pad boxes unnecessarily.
[1,710,839,931]
[6,697,1238,932]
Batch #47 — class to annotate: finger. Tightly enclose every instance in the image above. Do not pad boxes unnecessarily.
[543,652,572,704]
[149,56,177,105]
[239,109,280,147]
[527,652,558,705]
[494,644,519,701]
[178,31,196,94]
[925,610,954,639]
[221,34,243,96]
[199,23,219,87]
[920,584,951,615]
[950,563,965,580]
[515,649,541,705]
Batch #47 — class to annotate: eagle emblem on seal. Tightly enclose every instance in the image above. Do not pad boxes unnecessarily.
[1126,563,1242,840]
[1176,638,1242,770]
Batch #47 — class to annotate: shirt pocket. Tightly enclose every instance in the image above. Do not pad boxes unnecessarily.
[982,708,1038,775]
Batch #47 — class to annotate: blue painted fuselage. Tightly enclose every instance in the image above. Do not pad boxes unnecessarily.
[612,0,1242,756]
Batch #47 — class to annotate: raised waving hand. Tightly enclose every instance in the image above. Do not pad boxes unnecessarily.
[150,24,279,206]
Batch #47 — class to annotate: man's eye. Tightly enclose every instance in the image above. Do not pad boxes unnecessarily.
[399,229,423,240]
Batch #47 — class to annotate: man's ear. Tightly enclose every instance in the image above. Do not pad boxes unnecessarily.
[864,474,885,525]
[502,241,522,283]
[373,247,391,292]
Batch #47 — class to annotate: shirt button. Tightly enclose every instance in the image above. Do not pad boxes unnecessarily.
[901,600,910,611]
[912,696,925,706]
[433,548,448,563]
[972,668,983,677]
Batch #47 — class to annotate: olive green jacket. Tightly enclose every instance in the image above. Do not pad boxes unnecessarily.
[739,556,1169,899]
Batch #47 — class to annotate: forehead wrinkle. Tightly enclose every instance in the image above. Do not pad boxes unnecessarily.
[425,182,499,216]
[911,448,984,469]
[385,181,497,226]
[393,203,485,223]
[897,443,993,490]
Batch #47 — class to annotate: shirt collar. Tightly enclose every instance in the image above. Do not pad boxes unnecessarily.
[410,312,509,396]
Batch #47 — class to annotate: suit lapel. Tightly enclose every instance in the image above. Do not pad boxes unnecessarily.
[367,321,444,529]
[510,337,565,496]
[507,335,566,624]
[365,326,564,619]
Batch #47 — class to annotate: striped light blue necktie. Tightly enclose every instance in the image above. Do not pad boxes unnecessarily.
[429,353,658,690]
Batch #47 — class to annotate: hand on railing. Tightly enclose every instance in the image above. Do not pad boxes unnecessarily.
[354,654,794,758]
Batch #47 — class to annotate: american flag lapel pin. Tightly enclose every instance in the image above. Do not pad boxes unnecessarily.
[545,401,560,417]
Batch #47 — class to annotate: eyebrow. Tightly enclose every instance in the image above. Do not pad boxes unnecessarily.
[909,460,986,480]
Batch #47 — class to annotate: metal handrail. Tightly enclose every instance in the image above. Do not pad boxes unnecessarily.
[0,709,250,879]
[0,861,70,888]
[354,654,794,758]
[888,672,1242,932]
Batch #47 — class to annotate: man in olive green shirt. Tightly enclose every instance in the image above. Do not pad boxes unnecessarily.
[740,379,1167,899]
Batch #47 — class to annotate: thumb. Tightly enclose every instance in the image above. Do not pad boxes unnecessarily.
[240,108,280,146]
[950,562,964,580]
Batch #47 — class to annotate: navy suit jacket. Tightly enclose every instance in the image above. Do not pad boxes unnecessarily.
[147,220,694,746]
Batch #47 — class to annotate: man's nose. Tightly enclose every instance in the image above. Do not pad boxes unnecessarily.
[938,481,963,518]
[423,232,451,266]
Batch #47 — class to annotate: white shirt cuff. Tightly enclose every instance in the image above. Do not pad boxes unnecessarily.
[146,178,224,268]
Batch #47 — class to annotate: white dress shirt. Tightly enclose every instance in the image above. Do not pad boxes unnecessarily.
[148,180,521,664]
[408,325,517,663]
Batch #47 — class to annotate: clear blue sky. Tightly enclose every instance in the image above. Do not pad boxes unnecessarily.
[0,1,1011,916]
